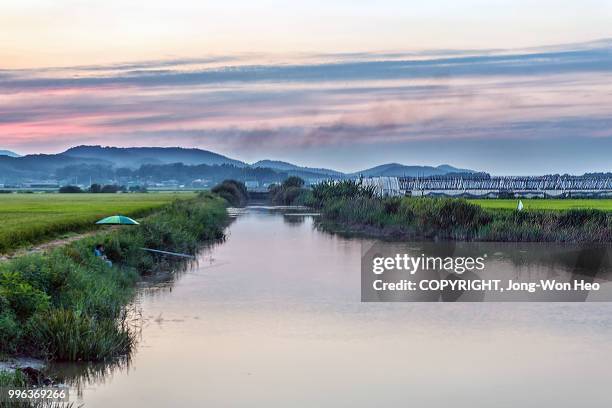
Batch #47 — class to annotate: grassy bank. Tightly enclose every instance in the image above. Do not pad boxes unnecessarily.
[0,193,196,254]
[0,193,227,361]
[309,181,612,242]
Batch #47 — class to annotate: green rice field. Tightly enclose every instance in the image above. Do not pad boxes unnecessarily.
[469,198,612,211]
[0,192,195,253]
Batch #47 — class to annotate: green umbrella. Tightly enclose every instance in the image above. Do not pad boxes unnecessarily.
[95,215,140,225]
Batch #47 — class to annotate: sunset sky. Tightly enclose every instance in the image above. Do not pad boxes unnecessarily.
[1,0,612,174]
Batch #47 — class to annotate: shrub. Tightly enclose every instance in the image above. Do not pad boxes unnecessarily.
[100,184,126,193]
[282,176,305,188]
[129,185,148,193]
[58,185,83,193]
[89,183,102,193]
[269,176,313,205]
[0,310,22,354]
[270,186,307,205]
[211,180,248,206]
[5,253,71,301]
[0,271,50,321]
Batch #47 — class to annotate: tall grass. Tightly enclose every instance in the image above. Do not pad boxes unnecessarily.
[311,180,376,203]
[27,309,134,362]
[0,193,227,361]
[0,370,28,387]
[307,182,611,242]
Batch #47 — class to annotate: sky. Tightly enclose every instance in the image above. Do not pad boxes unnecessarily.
[1,0,612,174]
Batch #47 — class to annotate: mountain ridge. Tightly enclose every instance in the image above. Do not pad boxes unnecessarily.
[0,150,20,158]
[58,146,476,177]
[0,145,479,183]
[251,159,344,177]
[351,163,476,178]
[62,145,245,168]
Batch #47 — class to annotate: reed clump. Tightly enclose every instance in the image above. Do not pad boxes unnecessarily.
[307,181,611,242]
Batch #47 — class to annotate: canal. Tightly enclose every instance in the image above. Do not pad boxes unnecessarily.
[51,206,612,407]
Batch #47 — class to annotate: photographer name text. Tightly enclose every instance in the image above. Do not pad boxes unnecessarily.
[373,279,600,293]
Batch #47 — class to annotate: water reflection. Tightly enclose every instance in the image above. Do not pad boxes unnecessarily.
[282,214,307,226]
[50,359,131,398]
[45,206,612,407]
[46,226,234,394]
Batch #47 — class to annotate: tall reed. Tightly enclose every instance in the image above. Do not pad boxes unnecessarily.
[306,181,611,242]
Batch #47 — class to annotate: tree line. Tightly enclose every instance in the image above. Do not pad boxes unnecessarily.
[59,184,147,193]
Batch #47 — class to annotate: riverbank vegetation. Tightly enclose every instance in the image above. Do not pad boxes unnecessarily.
[306,180,612,242]
[211,180,248,206]
[268,176,313,205]
[0,193,196,254]
[0,193,227,361]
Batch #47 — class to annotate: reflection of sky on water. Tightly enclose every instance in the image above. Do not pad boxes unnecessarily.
[54,207,612,407]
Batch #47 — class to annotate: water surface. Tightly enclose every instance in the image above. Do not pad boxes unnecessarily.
[52,207,612,407]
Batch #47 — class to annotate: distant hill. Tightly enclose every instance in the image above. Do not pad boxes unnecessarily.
[351,163,476,178]
[0,150,20,157]
[251,160,344,178]
[0,154,109,181]
[62,145,246,168]
[435,164,476,174]
[0,144,482,185]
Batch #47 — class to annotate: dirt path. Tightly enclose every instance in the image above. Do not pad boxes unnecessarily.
[0,230,103,262]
